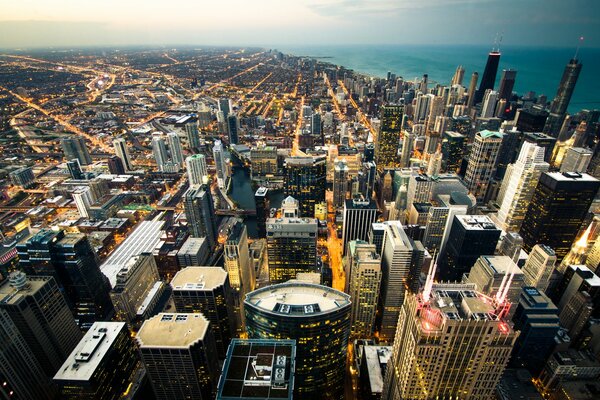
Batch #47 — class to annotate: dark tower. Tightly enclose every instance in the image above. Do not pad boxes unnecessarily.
[498,69,517,100]
[254,187,270,238]
[543,58,583,137]
[474,50,501,104]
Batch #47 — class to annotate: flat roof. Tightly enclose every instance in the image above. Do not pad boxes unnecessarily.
[363,346,392,394]
[0,275,50,305]
[136,313,210,348]
[480,255,523,275]
[217,339,296,400]
[545,171,598,182]
[170,267,228,291]
[178,236,207,255]
[245,281,350,317]
[137,281,165,316]
[54,322,126,382]
[456,215,499,230]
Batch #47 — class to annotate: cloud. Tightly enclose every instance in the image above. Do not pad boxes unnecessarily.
[306,0,491,16]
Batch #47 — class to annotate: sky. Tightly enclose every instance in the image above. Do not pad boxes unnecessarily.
[0,0,598,48]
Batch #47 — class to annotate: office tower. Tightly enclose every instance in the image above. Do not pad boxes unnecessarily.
[0,308,55,399]
[406,174,433,208]
[311,112,322,136]
[184,184,218,249]
[251,145,278,178]
[481,90,499,118]
[177,237,209,267]
[475,49,501,104]
[347,240,382,337]
[112,137,133,171]
[375,104,403,170]
[185,121,201,149]
[426,147,442,176]
[426,95,444,133]
[255,187,270,238]
[560,147,593,173]
[369,222,387,255]
[137,313,219,400]
[498,69,517,100]
[245,281,351,400]
[109,254,160,324]
[359,345,393,399]
[217,339,296,400]
[586,236,600,273]
[107,155,125,175]
[498,231,523,263]
[438,215,501,282]
[519,172,599,260]
[212,139,226,187]
[364,142,375,162]
[465,256,525,317]
[400,130,415,168]
[511,287,560,375]
[9,166,35,188]
[18,229,114,329]
[186,154,208,185]
[171,267,235,358]
[284,156,326,217]
[544,58,583,136]
[360,161,377,198]
[521,245,557,291]
[414,93,432,123]
[333,159,349,208]
[219,98,232,118]
[54,322,140,400]
[72,186,93,218]
[227,114,239,145]
[225,221,254,332]
[382,282,518,400]
[537,349,600,398]
[152,134,169,171]
[451,65,465,86]
[463,130,504,202]
[342,194,378,255]
[466,71,479,109]
[0,272,82,376]
[422,200,468,252]
[61,136,92,165]
[556,265,600,317]
[496,142,549,231]
[379,221,424,342]
[66,159,84,180]
[441,131,465,172]
[167,132,184,167]
[267,216,318,283]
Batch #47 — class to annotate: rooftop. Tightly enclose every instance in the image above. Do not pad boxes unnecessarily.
[363,346,392,394]
[478,130,504,140]
[171,267,228,291]
[456,215,499,230]
[178,236,207,255]
[136,313,210,348]
[54,322,126,382]
[0,274,50,305]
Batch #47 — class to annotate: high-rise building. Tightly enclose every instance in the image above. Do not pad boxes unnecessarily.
[112,137,133,171]
[54,322,140,400]
[379,221,424,342]
[346,240,382,337]
[451,65,465,86]
[0,308,55,400]
[496,142,549,231]
[342,194,378,256]
[481,90,499,118]
[217,339,296,400]
[136,313,219,400]
[474,49,501,104]
[400,130,415,168]
[152,134,169,171]
[9,166,35,188]
[441,131,465,173]
[267,216,318,283]
[219,98,232,119]
[17,229,114,329]
[0,272,82,377]
[66,159,84,180]
[255,187,270,238]
[186,154,208,185]
[107,155,125,175]
[511,287,560,375]
[185,121,201,149]
[184,184,218,249]
[227,114,239,145]
[464,130,504,202]
[466,71,479,109]
[311,112,322,136]
[284,156,326,217]
[251,145,278,178]
[519,172,599,260]
[61,136,92,165]
[556,265,600,321]
[171,267,235,358]
[177,237,209,267]
[245,281,351,400]
[521,244,557,291]
[438,215,501,282]
[166,132,184,168]
[375,104,404,170]
[382,282,518,400]
[498,69,517,100]
[544,58,583,136]
[560,147,593,173]
[213,139,227,188]
[333,159,349,208]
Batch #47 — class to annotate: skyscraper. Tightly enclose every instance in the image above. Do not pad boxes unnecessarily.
[441,131,465,173]
[186,154,208,185]
[245,281,351,400]
[498,69,517,100]
[341,194,378,255]
[107,155,125,175]
[375,104,403,170]
[544,58,583,136]
[481,90,499,118]
[112,137,133,171]
[255,186,270,238]
[519,172,599,260]
[17,229,114,329]
[185,121,201,149]
[451,65,465,86]
[166,132,184,168]
[474,49,501,104]
[463,130,504,202]
[136,313,219,400]
[466,71,479,109]
[227,114,239,145]
[284,156,326,217]
[346,240,382,337]
[213,139,228,188]
[171,267,235,358]
[382,282,518,400]
[521,244,557,292]
[61,136,92,165]
[333,159,349,208]
[559,146,593,173]
[152,134,169,171]
[183,184,218,249]
[219,98,232,119]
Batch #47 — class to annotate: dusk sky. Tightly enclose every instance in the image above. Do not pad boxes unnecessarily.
[0,0,598,48]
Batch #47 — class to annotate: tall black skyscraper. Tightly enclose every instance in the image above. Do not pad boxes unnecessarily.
[227,114,239,145]
[544,58,583,137]
[107,155,125,175]
[284,156,326,217]
[498,69,517,100]
[184,184,218,249]
[254,186,270,238]
[474,50,501,104]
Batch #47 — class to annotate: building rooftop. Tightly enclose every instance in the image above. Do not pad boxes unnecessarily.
[255,187,268,197]
[456,215,499,230]
[217,339,296,400]
[245,281,350,317]
[136,313,210,348]
[545,171,598,183]
[363,346,392,394]
[54,322,126,382]
[479,255,522,275]
[171,267,228,291]
[0,273,50,305]
[478,130,504,139]
[178,236,207,255]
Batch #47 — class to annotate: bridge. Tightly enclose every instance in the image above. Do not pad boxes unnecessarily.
[215,209,256,217]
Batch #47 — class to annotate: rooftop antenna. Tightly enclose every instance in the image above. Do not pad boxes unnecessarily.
[574,36,584,60]
[422,251,437,303]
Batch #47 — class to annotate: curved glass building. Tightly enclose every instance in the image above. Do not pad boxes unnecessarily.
[244,281,351,400]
